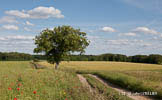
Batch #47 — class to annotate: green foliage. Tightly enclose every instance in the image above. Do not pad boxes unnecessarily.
[0,52,33,61]
[33,58,39,62]
[68,54,162,65]
[32,55,46,60]
[34,25,89,65]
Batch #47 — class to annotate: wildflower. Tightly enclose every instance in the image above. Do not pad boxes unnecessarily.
[14,98,17,100]
[17,88,20,91]
[65,98,68,100]
[8,87,12,90]
[33,91,37,94]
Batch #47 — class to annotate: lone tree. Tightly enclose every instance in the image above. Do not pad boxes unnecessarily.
[34,25,90,69]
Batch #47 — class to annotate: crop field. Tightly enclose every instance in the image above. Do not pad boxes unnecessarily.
[39,61,162,71]
[40,61,162,99]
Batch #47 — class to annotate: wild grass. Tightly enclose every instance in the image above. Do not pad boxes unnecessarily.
[90,72,162,99]
[39,61,162,99]
[83,74,133,100]
[0,61,94,100]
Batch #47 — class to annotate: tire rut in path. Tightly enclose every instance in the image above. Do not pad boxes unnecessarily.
[89,74,154,100]
[77,74,105,100]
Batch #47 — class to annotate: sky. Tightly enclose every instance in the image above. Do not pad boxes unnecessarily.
[0,0,162,55]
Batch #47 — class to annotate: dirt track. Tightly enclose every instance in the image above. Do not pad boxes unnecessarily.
[78,74,154,100]
[77,74,105,100]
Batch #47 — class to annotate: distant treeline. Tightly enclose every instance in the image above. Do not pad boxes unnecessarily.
[0,52,33,61]
[69,54,162,64]
[0,52,162,64]
[0,52,45,61]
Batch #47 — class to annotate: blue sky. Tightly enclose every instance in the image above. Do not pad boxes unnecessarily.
[0,0,162,55]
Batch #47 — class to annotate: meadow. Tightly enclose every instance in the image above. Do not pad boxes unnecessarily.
[0,61,94,100]
[40,61,162,99]
[1,61,162,100]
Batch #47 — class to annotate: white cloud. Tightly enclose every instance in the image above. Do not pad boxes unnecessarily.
[87,35,101,43]
[152,36,158,40]
[5,35,34,40]
[140,43,152,47]
[1,25,19,30]
[101,27,116,32]
[106,39,144,46]
[132,39,143,43]
[0,35,35,54]
[25,21,34,26]
[86,34,161,55]
[134,27,159,35]
[0,16,18,23]
[24,27,31,31]
[28,6,64,19]
[0,37,6,41]
[107,39,130,45]
[5,10,29,18]
[150,33,162,40]
[159,34,162,37]
[0,35,35,43]
[119,32,137,37]
[5,6,64,19]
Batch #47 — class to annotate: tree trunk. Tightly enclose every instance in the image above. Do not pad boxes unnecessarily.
[55,62,59,70]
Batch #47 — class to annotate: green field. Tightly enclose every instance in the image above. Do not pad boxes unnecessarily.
[1,61,162,100]
[0,61,94,100]
[40,61,162,99]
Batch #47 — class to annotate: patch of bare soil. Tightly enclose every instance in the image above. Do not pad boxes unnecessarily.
[89,74,154,100]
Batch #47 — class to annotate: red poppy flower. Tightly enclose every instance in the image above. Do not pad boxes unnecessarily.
[33,91,37,94]
[17,88,20,91]
[14,98,17,100]
[65,98,68,100]
[8,87,12,90]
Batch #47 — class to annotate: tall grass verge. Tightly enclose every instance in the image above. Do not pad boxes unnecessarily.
[77,71,162,99]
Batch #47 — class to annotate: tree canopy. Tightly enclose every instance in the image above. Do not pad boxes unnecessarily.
[34,25,90,69]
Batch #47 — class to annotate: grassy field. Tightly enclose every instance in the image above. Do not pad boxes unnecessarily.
[83,74,132,100]
[0,61,94,100]
[2,61,162,100]
[40,61,162,99]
